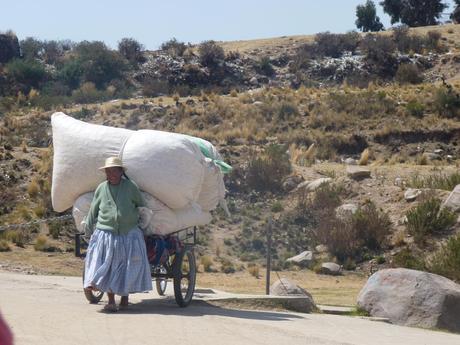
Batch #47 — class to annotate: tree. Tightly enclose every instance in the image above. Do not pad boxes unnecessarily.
[380,0,448,27]
[20,37,44,60]
[0,32,20,63]
[356,1,384,32]
[118,38,145,64]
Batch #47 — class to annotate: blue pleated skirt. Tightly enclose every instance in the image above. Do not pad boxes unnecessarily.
[83,227,152,296]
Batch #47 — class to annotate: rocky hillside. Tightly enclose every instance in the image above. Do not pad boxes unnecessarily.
[1,24,460,282]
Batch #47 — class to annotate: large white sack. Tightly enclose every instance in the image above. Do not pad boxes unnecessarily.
[52,112,133,212]
[142,193,211,235]
[196,158,226,211]
[72,192,211,236]
[122,130,205,210]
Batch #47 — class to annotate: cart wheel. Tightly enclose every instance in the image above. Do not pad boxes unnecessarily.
[82,263,104,304]
[156,278,167,296]
[173,247,196,307]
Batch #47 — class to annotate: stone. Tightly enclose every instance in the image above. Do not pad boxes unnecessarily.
[286,251,313,267]
[434,149,444,155]
[442,184,460,212]
[315,244,328,253]
[357,268,460,333]
[270,278,317,313]
[320,262,342,276]
[249,77,258,85]
[282,175,303,192]
[404,188,422,202]
[252,101,264,106]
[423,152,441,161]
[346,165,371,180]
[335,203,358,220]
[296,178,332,192]
[343,157,357,165]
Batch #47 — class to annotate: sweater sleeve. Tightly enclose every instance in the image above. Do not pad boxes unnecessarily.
[130,180,145,208]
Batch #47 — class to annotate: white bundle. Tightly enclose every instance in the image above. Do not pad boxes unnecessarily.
[52,112,226,214]
[72,192,211,235]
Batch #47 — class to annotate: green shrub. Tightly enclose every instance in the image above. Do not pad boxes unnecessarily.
[271,201,283,213]
[160,38,187,57]
[246,144,291,192]
[407,173,460,191]
[392,248,425,270]
[254,56,275,76]
[198,40,225,67]
[353,200,392,251]
[6,58,47,89]
[0,240,10,252]
[434,84,460,118]
[395,64,423,84]
[118,37,145,64]
[48,220,61,239]
[3,229,28,247]
[220,258,236,274]
[200,255,214,272]
[314,31,360,58]
[405,100,425,117]
[406,197,456,244]
[428,234,460,282]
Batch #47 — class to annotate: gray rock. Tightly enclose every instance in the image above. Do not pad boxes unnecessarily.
[404,188,422,202]
[252,101,264,106]
[442,184,460,212]
[282,175,303,192]
[434,149,444,155]
[343,157,357,165]
[296,178,332,192]
[249,77,258,85]
[315,244,328,253]
[286,251,313,267]
[320,262,342,276]
[346,165,371,180]
[357,268,460,333]
[270,278,317,313]
[335,203,358,220]
[423,152,441,161]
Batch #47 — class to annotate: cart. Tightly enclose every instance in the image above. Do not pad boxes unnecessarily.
[75,227,197,307]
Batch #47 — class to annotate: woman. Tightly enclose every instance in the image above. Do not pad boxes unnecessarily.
[83,156,152,312]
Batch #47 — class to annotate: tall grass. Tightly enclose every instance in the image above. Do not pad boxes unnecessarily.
[407,173,460,191]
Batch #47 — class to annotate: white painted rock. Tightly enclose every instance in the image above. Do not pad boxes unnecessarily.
[286,251,313,266]
[357,268,460,333]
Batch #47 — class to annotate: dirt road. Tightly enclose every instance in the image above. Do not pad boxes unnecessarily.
[1,271,459,345]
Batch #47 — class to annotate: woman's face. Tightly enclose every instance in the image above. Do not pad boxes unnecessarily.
[105,167,123,185]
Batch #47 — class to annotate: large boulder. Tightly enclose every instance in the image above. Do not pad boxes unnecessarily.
[320,262,342,276]
[346,165,371,180]
[270,278,317,313]
[357,268,460,333]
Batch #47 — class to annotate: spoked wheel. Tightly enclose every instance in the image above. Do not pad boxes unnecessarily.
[82,263,104,304]
[173,246,196,307]
[156,278,167,296]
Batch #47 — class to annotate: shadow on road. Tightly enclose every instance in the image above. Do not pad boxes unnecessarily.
[105,297,306,321]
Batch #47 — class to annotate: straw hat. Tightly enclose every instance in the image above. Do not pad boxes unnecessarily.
[99,156,126,171]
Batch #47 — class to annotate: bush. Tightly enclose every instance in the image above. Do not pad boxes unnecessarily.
[72,82,106,103]
[428,234,460,282]
[254,56,275,76]
[198,40,225,67]
[20,37,44,60]
[160,38,187,57]
[118,38,145,64]
[392,248,426,270]
[395,63,423,84]
[434,84,460,118]
[6,59,47,90]
[220,258,236,273]
[200,255,214,272]
[406,197,456,244]
[314,31,360,58]
[360,34,398,78]
[0,32,20,63]
[405,100,425,117]
[246,144,292,192]
[0,240,10,252]
[247,264,260,278]
[407,173,460,191]
[353,200,391,251]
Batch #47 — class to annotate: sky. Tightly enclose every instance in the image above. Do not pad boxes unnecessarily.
[0,0,458,50]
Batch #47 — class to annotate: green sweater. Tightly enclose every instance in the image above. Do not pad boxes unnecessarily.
[85,178,145,235]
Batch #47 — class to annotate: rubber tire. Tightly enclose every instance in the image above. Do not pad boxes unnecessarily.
[173,247,196,307]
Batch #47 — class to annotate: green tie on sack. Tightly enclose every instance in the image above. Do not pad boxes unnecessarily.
[187,136,233,174]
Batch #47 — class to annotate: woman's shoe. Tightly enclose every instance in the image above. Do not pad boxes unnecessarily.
[103,303,118,313]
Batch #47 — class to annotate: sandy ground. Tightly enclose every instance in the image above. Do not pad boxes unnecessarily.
[1,271,459,345]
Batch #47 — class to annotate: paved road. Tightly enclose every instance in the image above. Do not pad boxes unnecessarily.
[1,272,459,345]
